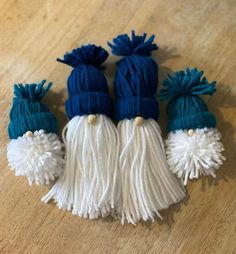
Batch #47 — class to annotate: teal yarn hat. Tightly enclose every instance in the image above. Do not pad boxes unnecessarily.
[160,68,217,132]
[8,80,58,139]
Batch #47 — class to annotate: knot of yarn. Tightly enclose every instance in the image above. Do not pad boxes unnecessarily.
[13,80,52,102]
[57,44,108,68]
[108,30,158,57]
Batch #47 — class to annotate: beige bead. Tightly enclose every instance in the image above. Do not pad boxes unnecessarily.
[25,131,33,137]
[135,116,144,126]
[87,114,97,124]
[188,129,195,137]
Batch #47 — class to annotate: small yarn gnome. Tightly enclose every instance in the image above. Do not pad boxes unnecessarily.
[160,68,225,185]
[7,80,64,185]
[108,31,185,225]
[42,45,121,219]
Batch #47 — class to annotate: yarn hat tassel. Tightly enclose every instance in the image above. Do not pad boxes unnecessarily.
[160,68,225,185]
[42,45,121,219]
[7,80,64,185]
[108,31,185,225]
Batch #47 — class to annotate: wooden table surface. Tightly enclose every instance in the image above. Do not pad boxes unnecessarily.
[0,1,236,253]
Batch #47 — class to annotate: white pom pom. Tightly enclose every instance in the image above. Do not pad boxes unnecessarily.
[7,130,64,185]
[118,119,185,225]
[42,115,121,219]
[166,128,225,185]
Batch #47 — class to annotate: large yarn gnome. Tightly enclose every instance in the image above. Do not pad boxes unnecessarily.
[108,31,185,225]
[160,68,225,185]
[7,80,64,185]
[42,45,121,219]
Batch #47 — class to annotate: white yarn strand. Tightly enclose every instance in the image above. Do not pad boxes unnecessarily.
[118,119,185,225]
[166,128,225,185]
[7,130,64,185]
[42,115,121,219]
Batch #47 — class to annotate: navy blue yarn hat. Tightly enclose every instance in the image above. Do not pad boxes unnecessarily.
[57,44,112,118]
[8,80,58,139]
[160,68,217,132]
[108,31,159,120]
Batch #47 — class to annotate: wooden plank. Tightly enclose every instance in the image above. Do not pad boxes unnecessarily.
[0,0,235,253]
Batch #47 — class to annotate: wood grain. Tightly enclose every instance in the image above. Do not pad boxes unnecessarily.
[0,1,236,253]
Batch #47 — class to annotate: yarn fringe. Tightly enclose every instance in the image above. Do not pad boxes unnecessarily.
[42,115,121,219]
[118,119,185,225]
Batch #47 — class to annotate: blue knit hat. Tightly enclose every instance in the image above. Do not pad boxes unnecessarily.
[160,68,217,132]
[108,31,159,120]
[8,80,58,139]
[57,44,112,119]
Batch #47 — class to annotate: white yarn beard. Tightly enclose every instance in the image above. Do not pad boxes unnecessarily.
[166,128,225,185]
[42,115,121,219]
[7,130,64,185]
[118,119,185,225]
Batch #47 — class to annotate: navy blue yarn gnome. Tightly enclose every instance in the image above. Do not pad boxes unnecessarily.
[7,80,64,185]
[42,45,121,219]
[160,68,225,185]
[108,31,185,225]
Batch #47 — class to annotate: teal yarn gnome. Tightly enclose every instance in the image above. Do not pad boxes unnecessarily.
[160,68,225,185]
[42,45,121,219]
[7,80,64,185]
[108,31,185,225]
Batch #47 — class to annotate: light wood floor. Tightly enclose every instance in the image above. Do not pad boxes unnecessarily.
[0,1,235,253]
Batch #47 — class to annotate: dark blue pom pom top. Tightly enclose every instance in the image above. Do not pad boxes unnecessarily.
[108,31,159,121]
[58,44,113,118]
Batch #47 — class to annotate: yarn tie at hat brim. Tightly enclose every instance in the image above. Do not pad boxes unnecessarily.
[115,96,159,120]
[8,112,58,139]
[168,111,216,132]
[65,91,113,119]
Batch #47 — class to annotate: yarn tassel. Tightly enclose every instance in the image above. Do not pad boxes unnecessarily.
[160,68,225,185]
[42,45,121,218]
[109,31,185,224]
[118,119,185,224]
[42,115,121,217]
[7,81,64,185]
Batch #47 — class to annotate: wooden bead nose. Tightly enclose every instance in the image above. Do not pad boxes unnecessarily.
[25,131,33,137]
[135,116,144,126]
[87,114,97,124]
[187,129,195,137]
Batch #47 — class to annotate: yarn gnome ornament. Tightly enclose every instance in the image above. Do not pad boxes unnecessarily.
[7,80,64,185]
[108,31,185,225]
[42,45,121,219]
[160,68,225,185]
